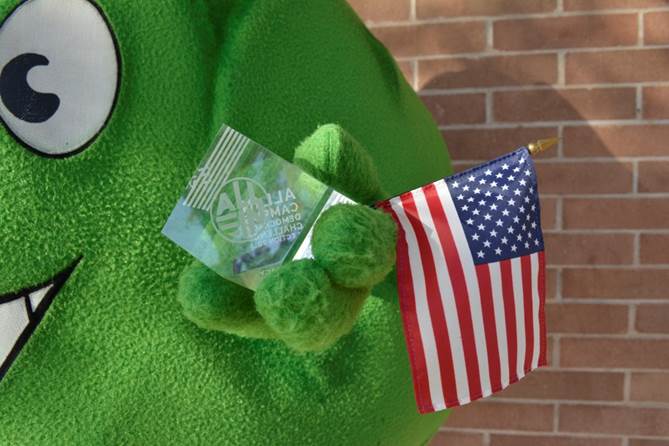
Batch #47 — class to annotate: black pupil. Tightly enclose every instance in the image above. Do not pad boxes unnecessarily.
[0,52,60,123]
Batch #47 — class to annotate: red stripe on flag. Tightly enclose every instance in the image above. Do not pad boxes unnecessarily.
[475,263,502,393]
[423,183,483,401]
[500,259,519,383]
[400,193,459,406]
[538,251,548,366]
[521,255,534,374]
[381,203,434,413]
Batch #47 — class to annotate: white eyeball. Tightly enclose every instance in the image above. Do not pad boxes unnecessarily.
[0,0,119,157]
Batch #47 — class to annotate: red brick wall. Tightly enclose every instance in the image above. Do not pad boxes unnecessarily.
[349,1,669,444]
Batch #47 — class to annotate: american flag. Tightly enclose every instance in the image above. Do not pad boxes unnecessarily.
[378,147,547,414]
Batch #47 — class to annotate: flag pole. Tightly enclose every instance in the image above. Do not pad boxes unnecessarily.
[527,138,559,156]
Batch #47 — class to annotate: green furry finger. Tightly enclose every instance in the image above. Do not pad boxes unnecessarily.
[177,123,396,349]
[294,124,385,204]
[178,260,276,339]
[312,204,397,289]
[255,260,368,352]
[247,124,397,350]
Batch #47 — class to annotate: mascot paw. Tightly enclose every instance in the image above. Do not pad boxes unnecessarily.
[250,124,397,352]
[312,204,396,289]
[254,259,367,352]
[178,260,275,339]
[177,124,398,352]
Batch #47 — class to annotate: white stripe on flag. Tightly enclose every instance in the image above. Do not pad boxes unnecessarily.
[412,188,470,404]
[390,197,446,411]
[489,261,510,388]
[511,257,526,379]
[530,253,541,370]
[435,181,493,398]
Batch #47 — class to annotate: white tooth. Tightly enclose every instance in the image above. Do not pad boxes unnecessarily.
[0,299,30,366]
[29,284,53,312]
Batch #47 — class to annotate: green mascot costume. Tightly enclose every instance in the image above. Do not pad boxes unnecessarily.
[0,0,453,444]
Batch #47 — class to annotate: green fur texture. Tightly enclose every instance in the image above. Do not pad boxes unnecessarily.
[178,125,396,351]
[294,124,385,204]
[313,204,397,289]
[0,0,452,444]
[255,260,368,352]
[178,261,276,339]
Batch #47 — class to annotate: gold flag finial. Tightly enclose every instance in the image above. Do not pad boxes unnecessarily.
[527,137,559,156]
[528,138,559,156]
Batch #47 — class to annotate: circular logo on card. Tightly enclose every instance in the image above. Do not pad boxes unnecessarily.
[210,177,269,243]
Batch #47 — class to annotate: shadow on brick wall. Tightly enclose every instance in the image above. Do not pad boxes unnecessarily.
[418,64,602,164]
[414,64,646,446]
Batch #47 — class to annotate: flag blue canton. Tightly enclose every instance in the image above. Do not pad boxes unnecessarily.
[446,148,544,265]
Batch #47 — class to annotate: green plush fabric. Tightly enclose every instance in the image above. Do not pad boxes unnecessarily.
[255,260,368,352]
[294,124,385,204]
[312,204,397,289]
[0,0,452,445]
[178,124,396,349]
[178,260,276,339]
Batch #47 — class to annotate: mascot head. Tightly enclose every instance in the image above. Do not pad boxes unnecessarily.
[0,0,451,444]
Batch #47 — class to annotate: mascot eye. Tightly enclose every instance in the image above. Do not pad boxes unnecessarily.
[0,0,119,157]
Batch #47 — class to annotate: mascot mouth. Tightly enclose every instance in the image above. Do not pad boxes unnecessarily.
[0,258,80,381]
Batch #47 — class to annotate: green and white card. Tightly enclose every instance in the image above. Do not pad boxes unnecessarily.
[162,125,353,290]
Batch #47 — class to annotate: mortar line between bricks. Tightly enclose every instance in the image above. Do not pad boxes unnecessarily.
[555,266,563,301]
[442,430,669,443]
[546,299,642,307]
[490,397,669,408]
[543,365,669,373]
[543,229,669,235]
[365,7,669,28]
[623,437,630,446]
[437,427,661,440]
[635,86,643,120]
[553,402,560,433]
[624,370,632,403]
[550,262,669,268]
[486,19,494,51]
[420,82,669,95]
[557,124,564,158]
[633,231,641,265]
[555,197,564,231]
[549,262,669,268]
[559,298,669,304]
[632,159,640,194]
[556,0,564,12]
[409,0,415,21]
[557,332,669,339]
[397,43,669,62]
[439,118,669,130]
[438,427,618,438]
[464,118,669,130]
[638,12,645,47]
[553,335,560,367]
